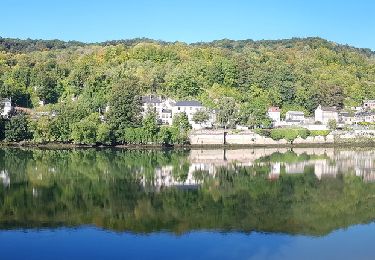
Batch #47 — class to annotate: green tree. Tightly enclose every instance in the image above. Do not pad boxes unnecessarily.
[97,123,113,145]
[142,110,159,142]
[328,119,337,130]
[172,112,191,132]
[5,113,32,142]
[71,113,101,144]
[216,97,237,129]
[107,77,142,141]
[192,110,210,127]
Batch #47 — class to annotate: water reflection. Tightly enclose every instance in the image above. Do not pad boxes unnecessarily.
[1,147,375,236]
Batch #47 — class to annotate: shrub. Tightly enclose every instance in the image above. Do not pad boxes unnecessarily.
[97,123,113,145]
[5,114,32,142]
[270,128,310,142]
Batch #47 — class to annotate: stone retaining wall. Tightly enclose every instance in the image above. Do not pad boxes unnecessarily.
[189,130,335,145]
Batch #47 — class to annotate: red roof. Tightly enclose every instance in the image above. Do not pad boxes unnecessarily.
[268,107,280,112]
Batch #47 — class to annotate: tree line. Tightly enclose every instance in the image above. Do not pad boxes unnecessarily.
[0,37,374,144]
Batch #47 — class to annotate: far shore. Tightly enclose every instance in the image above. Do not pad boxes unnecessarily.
[0,139,374,150]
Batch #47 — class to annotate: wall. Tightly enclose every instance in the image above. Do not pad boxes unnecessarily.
[189,130,335,145]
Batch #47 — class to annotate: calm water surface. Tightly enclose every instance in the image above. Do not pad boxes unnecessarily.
[1,147,375,259]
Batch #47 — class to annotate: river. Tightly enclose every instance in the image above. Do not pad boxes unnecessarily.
[0,147,375,259]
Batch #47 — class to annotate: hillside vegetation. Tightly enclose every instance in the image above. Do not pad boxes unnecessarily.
[0,36,374,143]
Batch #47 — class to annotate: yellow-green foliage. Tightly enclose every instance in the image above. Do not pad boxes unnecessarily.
[270,128,310,141]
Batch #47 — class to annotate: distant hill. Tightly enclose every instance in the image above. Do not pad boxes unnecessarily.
[1,36,373,57]
[0,36,374,117]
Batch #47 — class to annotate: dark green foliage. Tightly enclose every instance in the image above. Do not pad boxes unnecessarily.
[107,77,142,136]
[4,113,32,142]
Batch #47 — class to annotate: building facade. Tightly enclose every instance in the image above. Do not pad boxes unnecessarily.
[363,100,375,110]
[141,95,174,125]
[0,98,12,119]
[285,111,305,124]
[314,105,339,124]
[268,107,281,123]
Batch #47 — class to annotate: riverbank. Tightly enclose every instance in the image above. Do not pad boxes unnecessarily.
[1,137,375,149]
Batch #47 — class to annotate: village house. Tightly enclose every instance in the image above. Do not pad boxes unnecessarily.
[314,105,339,124]
[141,95,174,125]
[284,111,305,126]
[267,107,280,123]
[339,111,355,125]
[172,100,214,129]
[354,111,375,123]
[0,98,12,119]
[363,100,375,110]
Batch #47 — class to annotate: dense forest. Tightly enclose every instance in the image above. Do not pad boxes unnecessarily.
[0,36,374,144]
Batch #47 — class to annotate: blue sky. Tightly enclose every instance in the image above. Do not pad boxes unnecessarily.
[1,0,374,50]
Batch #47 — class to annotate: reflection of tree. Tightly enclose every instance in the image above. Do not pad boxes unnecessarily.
[0,148,374,237]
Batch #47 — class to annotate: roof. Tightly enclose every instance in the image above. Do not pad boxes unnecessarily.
[339,111,350,116]
[175,100,202,107]
[320,106,338,112]
[285,119,304,123]
[286,111,304,115]
[355,111,375,117]
[268,107,280,112]
[141,95,162,104]
[162,109,172,113]
[0,98,11,103]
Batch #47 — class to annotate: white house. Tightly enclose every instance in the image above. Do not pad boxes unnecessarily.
[314,105,339,124]
[172,100,214,129]
[354,111,375,123]
[363,100,375,110]
[0,98,12,119]
[141,95,175,125]
[339,111,354,125]
[161,109,173,125]
[268,107,280,123]
[285,111,304,122]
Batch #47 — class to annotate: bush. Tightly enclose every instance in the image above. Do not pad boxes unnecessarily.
[270,128,310,142]
[157,126,173,145]
[97,123,113,145]
[5,114,32,142]
[71,113,101,145]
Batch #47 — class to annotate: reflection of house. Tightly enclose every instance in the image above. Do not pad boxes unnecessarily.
[142,165,205,190]
[314,105,339,124]
[314,160,338,180]
[0,170,10,187]
[269,162,280,180]
[285,162,306,174]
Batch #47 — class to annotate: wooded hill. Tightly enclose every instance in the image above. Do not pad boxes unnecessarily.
[0,36,374,143]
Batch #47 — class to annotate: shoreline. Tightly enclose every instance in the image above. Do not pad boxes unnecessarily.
[0,140,374,150]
